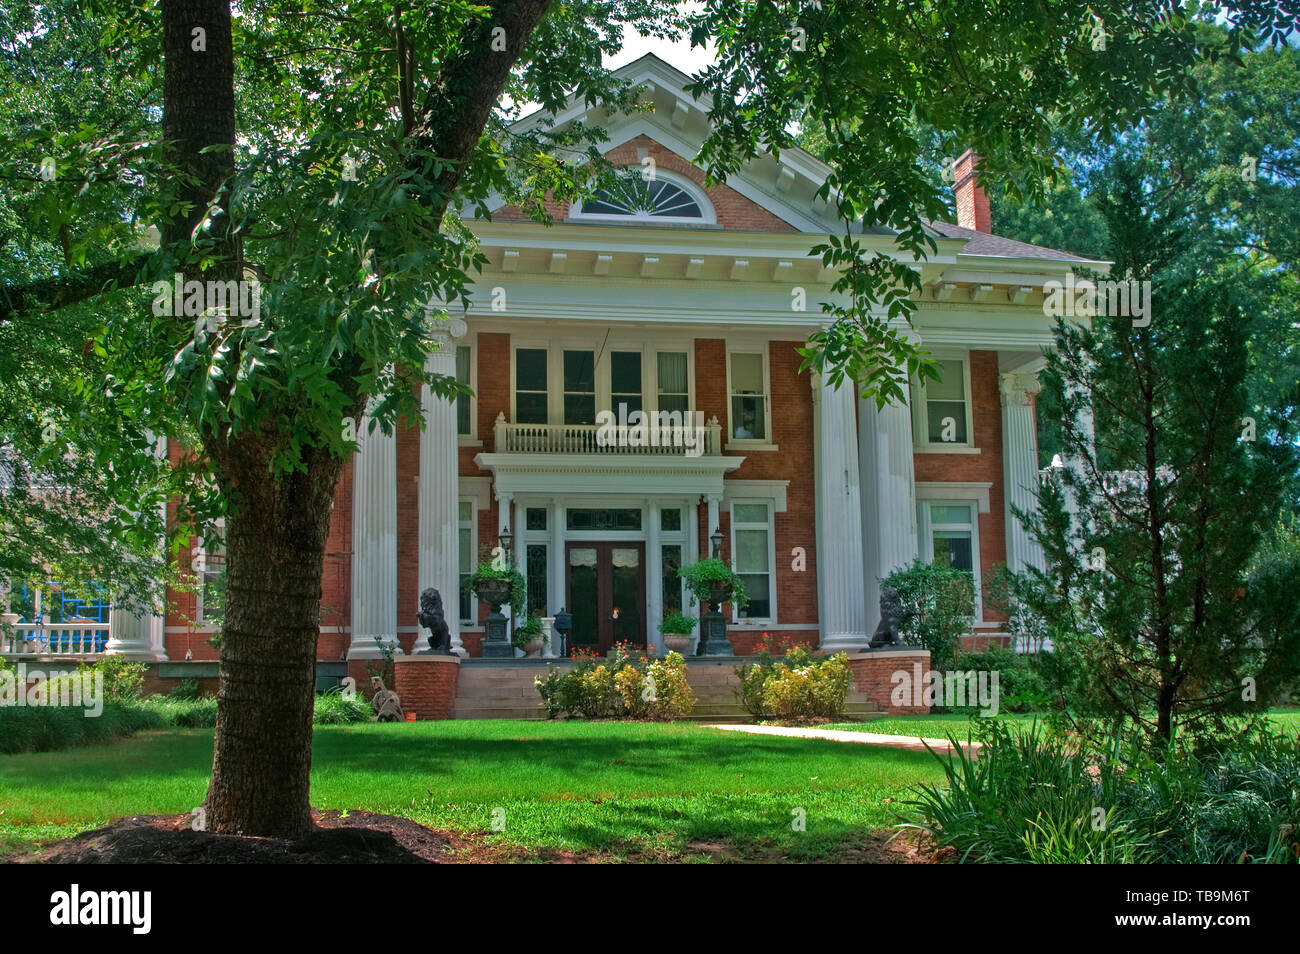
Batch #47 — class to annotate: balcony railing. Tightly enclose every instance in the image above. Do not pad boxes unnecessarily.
[1,622,109,658]
[493,413,723,456]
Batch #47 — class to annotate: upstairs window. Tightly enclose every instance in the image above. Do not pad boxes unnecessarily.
[913,357,974,449]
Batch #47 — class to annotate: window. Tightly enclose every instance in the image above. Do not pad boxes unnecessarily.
[917,358,972,446]
[563,350,596,425]
[657,351,689,416]
[917,499,981,618]
[731,502,773,620]
[566,508,642,531]
[662,544,683,614]
[515,348,548,425]
[458,500,474,623]
[728,351,767,442]
[660,507,682,533]
[578,173,708,221]
[194,521,226,628]
[455,346,472,435]
[611,351,643,417]
[525,508,547,531]
[526,544,548,615]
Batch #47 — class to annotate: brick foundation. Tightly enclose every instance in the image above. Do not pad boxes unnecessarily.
[392,655,460,720]
[846,648,932,715]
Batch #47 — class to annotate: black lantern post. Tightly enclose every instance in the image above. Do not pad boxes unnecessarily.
[698,526,733,656]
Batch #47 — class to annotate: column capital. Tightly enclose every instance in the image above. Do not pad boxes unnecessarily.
[999,371,1042,407]
[426,316,468,344]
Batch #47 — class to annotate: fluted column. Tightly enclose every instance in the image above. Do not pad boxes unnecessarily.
[418,320,467,656]
[349,404,400,659]
[106,435,168,660]
[1000,372,1045,573]
[859,384,919,632]
[816,375,868,650]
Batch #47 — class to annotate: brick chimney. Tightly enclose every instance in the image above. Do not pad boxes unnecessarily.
[953,149,992,233]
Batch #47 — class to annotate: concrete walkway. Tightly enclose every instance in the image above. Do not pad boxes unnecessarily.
[700,722,981,756]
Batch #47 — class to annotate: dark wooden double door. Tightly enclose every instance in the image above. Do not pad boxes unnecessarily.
[565,542,645,654]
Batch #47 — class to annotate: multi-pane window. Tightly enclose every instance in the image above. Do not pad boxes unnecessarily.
[525,508,547,531]
[195,521,226,628]
[515,348,548,424]
[455,346,472,435]
[458,500,474,623]
[656,352,689,416]
[526,544,548,616]
[611,351,643,417]
[660,507,682,533]
[579,174,706,220]
[925,503,975,572]
[731,503,773,619]
[924,359,969,445]
[563,350,596,425]
[729,352,766,441]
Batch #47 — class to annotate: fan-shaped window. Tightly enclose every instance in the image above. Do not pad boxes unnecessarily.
[574,172,713,223]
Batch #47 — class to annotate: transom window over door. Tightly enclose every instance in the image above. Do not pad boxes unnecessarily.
[564,350,595,425]
[729,351,767,441]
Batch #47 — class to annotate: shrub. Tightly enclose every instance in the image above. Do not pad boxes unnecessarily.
[613,652,695,720]
[880,559,975,670]
[312,686,373,724]
[535,647,695,720]
[0,699,164,754]
[167,677,203,701]
[92,656,148,702]
[953,646,1050,713]
[735,641,852,721]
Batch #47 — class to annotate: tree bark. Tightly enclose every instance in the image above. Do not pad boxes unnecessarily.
[205,439,342,836]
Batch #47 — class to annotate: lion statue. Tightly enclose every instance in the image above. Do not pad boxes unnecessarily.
[416,586,452,654]
[868,587,917,648]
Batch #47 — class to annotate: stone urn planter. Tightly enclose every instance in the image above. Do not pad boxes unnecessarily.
[522,636,545,657]
[474,577,512,609]
[662,633,692,654]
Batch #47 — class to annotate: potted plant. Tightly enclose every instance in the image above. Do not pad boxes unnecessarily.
[464,551,526,617]
[513,613,545,657]
[678,558,748,611]
[658,611,697,655]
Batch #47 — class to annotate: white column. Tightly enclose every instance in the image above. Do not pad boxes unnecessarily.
[1000,372,1045,573]
[646,500,663,655]
[496,490,514,636]
[349,405,400,659]
[106,435,168,661]
[548,499,564,624]
[816,375,868,650]
[687,497,700,654]
[418,321,467,656]
[705,494,721,556]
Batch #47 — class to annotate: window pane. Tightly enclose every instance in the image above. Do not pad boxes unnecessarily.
[458,527,472,566]
[525,508,547,531]
[733,504,767,524]
[455,346,471,435]
[657,352,689,394]
[660,508,682,532]
[662,545,682,613]
[516,348,547,392]
[516,392,548,425]
[458,500,472,522]
[730,352,764,393]
[735,529,769,572]
[526,544,548,615]
[738,575,770,619]
[611,352,642,392]
[658,393,689,416]
[927,401,967,443]
[563,350,594,391]
[929,360,965,401]
[933,531,973,571]
[930,504,972,525]
[563,393,596,425]
[731,396,765,439]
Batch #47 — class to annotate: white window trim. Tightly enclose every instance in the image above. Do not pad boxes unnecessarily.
[912,352,977,452]
[567,168,718,226]
[916,497,983,622]
[729,498,777,625]
[725,344,776,449]
[194,518,226,630]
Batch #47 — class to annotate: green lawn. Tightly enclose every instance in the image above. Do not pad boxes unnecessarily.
[826,709,1300,739]
[0,720,945,862]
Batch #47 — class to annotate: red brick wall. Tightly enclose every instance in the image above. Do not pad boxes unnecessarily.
[393,657,461,720]
[397,412,420,632]
[848,651,932,715]
[912,350,1007,623]
[953,151,992,234]
[319,456,352,662]
[494,135,798,232]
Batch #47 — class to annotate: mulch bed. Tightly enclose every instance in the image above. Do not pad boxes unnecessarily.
[22,811,949,864]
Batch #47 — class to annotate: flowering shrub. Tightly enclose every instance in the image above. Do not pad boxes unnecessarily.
[735,638,853,721]
[535,648,694,720]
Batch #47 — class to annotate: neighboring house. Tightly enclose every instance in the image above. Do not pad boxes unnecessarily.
[102,54,1101,670]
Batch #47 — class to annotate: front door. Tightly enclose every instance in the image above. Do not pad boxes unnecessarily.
[565,542,646,654]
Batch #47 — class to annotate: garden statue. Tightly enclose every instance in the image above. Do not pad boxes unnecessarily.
[416,586,452,654]
[868,587,916,648]
[369,676,404,722]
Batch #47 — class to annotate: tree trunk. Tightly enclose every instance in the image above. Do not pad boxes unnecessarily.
[204,440,342,836]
